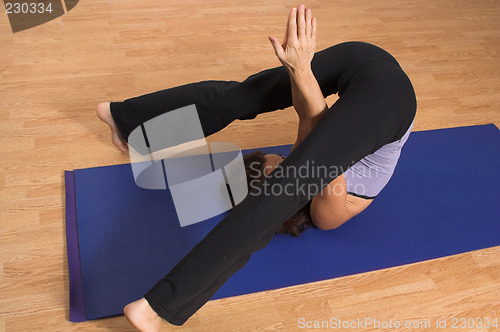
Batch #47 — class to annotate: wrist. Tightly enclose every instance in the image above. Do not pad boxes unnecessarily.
[289,68,317,93]
[288,66,314,80]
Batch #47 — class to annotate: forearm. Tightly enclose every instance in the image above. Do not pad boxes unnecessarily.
[289,68,329,151]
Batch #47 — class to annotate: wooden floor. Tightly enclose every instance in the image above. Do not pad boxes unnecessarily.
[1,0,499,331]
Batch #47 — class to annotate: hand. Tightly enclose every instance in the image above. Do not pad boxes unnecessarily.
[268,4,317,74]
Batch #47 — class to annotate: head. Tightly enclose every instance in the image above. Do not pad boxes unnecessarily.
[243,151,313,237]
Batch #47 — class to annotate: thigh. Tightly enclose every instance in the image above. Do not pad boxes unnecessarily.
[311,41,400,97]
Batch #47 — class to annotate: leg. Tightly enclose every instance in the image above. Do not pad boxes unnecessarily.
[106,72,293,147]
[98,75,291,152]
[143,50,416,325]
[100,42,398,151]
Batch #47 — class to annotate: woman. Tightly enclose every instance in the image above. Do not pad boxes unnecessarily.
[97,5,416,330]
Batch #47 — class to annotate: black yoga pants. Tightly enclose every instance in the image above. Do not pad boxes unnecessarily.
[110,41,417,326]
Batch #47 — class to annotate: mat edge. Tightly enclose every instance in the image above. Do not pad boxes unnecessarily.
[65,170,87,322]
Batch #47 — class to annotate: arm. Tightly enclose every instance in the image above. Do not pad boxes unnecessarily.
[291,70,353,228]
[289,70,328,151]
[269,6,370,229]
[269,5,328,151]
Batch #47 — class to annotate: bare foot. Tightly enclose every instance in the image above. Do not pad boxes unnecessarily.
[96,102,129,152]
[124,298,163,332]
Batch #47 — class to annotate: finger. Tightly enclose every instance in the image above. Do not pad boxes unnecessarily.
[297,4,306,40]
[268,36,284,58]
[305,7,312,39]
[287,7,298,44]
[312,17,317,41]
[282,9,289,46]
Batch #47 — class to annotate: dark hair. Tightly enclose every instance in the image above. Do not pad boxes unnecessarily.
[243,150,313,237]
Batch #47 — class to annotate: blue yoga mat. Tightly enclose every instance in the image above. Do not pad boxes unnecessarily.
[65,124,500,322]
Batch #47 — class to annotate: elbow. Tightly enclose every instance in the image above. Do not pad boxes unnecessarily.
[312,214,350,231]
[310,194,352,231]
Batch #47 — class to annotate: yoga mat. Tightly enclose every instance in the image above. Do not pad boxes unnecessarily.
[65,124,500,321]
